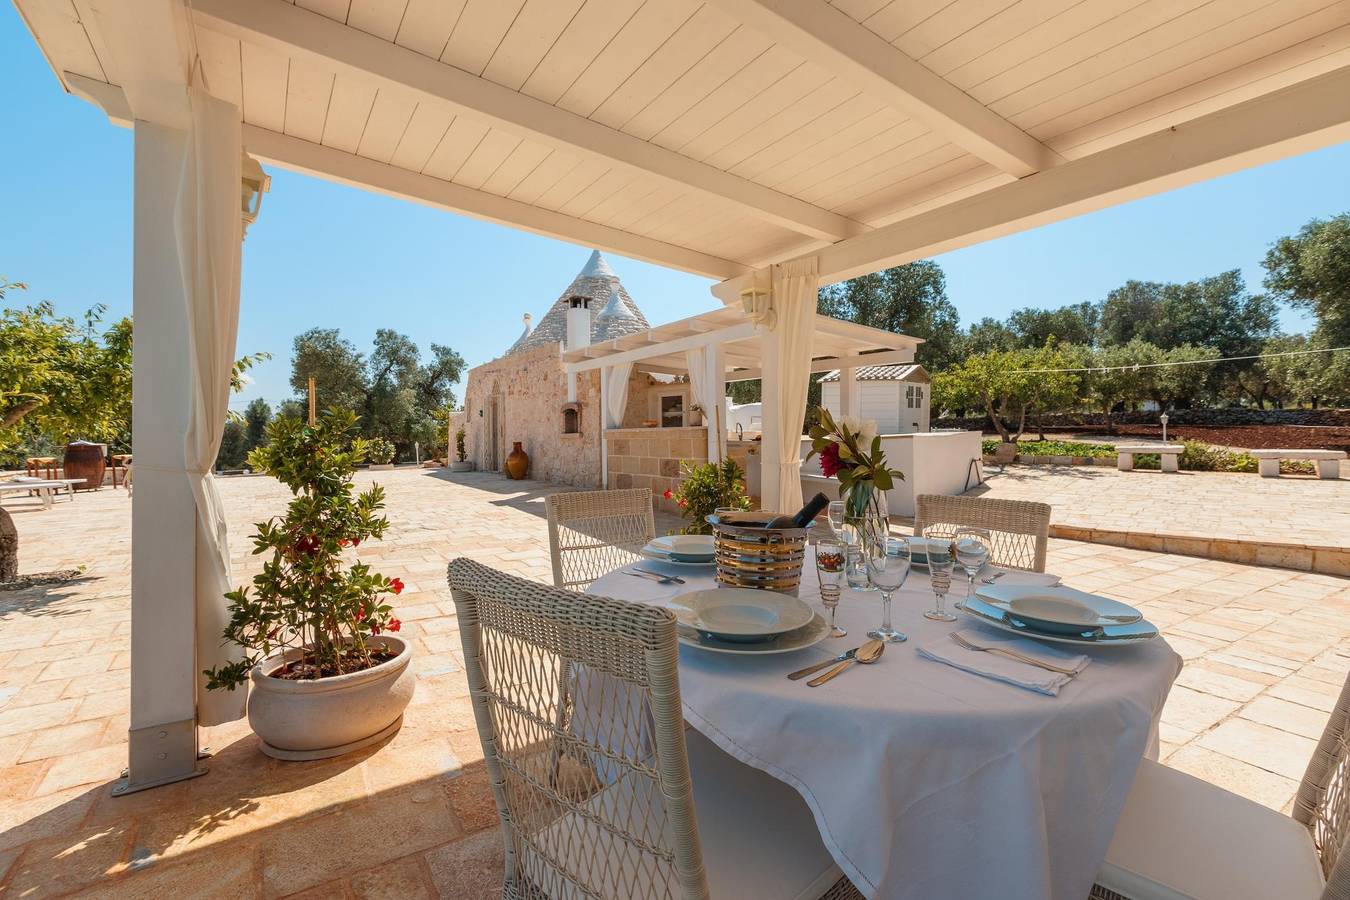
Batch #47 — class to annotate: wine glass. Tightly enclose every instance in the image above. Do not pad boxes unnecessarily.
[924,543,957,622]
[953,527,992,609]
[826,500,846,539]
[865,536,910,643]
[814,539,847,638]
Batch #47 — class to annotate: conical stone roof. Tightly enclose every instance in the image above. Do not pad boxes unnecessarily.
[505,250,649,355]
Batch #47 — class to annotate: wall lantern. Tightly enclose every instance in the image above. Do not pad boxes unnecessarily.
[241,152,271,234]
[739,286,775,330]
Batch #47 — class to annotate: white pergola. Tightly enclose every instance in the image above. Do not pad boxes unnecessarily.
[14,0,1350,793]
[562,304,922,491]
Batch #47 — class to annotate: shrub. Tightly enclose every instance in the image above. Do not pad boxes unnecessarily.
[366,437,395,465]
[982,438,1114,458]
[665,458,751,535]
[455,426,467,462]
[204,409,403,690]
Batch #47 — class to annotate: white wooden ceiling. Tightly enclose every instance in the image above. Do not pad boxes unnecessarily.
[15,0,1350,284]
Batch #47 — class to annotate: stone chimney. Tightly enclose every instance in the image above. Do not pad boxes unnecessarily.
[565,296,591,351]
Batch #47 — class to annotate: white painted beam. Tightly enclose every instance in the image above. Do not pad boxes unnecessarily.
[84,0,192,127]
[192,0,865,242]
[708,0,1060,177]
[567,324,756,373]
[718,64,1350,289]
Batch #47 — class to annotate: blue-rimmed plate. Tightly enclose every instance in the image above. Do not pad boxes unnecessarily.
[963,595,1157,647]
[974,584,1141,634]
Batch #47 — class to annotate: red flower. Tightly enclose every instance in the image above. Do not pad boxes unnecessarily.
[351,538,360,547]
[389,577,405,595]
[355,604,366,622]
[339,538,351,548]
[370,624,382,636]
[819,442,844,479]
[663,489,673,500]
[295,534,319,556]
[388,619,401,633]
[678,499,687,508]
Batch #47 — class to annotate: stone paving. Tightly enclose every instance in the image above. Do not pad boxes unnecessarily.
[0,468,1347,897]
[971,463,1350,575]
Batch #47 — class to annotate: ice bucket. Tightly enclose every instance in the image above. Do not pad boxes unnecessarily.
[706,511,810,595]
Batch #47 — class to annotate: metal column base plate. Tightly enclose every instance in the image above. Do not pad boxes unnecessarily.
[111,718,211,796]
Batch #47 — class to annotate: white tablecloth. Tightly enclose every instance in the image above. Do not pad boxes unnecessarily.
[588,551,1182,900]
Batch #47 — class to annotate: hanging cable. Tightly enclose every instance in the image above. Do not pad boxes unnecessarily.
[1013,345,1350,374]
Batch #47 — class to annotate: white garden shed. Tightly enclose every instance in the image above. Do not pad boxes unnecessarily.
[820,364,930,434]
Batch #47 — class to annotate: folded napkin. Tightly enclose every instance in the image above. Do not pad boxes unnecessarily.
[918,629,1090,696]
[980,567,1061,587]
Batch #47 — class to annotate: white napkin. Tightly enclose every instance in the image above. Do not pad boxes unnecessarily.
[918,629,1090,696]
[979,566,1061,587]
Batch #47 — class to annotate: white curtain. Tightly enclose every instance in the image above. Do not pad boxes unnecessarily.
[604,362,633,429]
[176,88,245,726]
[685,347,722,462]
[767,257,818,513]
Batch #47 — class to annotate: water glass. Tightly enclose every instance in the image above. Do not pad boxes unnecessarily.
[924,544,957,622]
[814,539,847,638]
[865,537,911,643]
[953,527,992,609]
[826,500,846,539]
[840,524,874,591]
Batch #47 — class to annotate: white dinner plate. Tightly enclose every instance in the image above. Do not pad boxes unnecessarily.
[669,587,814,642]
[963,596,1157,647]
[640,546,716,568]
[975,584,1141,634]
[676,612,829,655]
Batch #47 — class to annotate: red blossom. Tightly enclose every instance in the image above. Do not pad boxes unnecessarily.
[819,442,844,479]
[339,538,351,548]
[678,498,687,508]
[663,489,673,500]
[389,577,405,595]
[295,534,319,556]
[370,624,382,636]
[388,619,402,633]
[351,538,360,547]
[355,604,366,622]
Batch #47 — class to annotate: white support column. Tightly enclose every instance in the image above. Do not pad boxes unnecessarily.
[566,371,577,404]
[706,344,726,463]
[124,120,205,793]
[839,367,860,420]
[599,365,609,488]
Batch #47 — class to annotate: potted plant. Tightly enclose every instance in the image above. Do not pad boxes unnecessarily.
[450,426,473,472]
[366,437,395,470]
[204,409,414,760]
[662,459,751,535]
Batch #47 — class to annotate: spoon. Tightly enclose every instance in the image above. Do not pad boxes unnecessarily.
[787,639,879,681]
[807,639,884,687]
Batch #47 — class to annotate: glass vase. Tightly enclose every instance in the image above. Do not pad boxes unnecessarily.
[844,480,888,556]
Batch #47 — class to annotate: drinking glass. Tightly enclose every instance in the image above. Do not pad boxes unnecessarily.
[924,544,957,622]
[826,500,847,539]
[814,539,847,638]
[843,534,873,591]
[865,537,911,643]
[953,527,992,609]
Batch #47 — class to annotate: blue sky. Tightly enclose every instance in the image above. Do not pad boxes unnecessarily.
[4,5,1347,412]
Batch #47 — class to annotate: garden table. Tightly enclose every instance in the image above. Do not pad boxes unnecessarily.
[588,549,1181,900]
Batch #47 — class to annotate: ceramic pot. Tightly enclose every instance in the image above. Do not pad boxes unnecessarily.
[505,441,529,479]
[247,635,415,760]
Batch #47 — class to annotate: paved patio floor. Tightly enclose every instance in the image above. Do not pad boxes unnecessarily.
[971,463,1350,573]
[1,468,1347,897]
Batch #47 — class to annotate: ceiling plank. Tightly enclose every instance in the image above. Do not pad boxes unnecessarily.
[705,0,1062,177]
[190,0,866,242]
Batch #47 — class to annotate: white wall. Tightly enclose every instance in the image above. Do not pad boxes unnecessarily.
[821,381,929,434]
[725,400,762,437]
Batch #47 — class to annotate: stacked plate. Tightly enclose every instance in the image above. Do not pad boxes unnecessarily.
[640,534,716,567]
[965,584,1158,647]
[669,588,828,655]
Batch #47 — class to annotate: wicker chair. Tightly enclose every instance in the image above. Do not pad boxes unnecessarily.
[546,488,656,591]
[1091,668,1350,899]
[447,557,864,900]
[912,493,1051,573]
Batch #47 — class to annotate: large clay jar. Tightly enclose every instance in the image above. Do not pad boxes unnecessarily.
[505,441,530,479]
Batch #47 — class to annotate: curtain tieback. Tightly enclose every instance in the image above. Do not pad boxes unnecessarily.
[131,463,215,477]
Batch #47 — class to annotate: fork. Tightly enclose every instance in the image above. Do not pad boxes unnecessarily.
[626,569,684,585]
[949,632,1079,675]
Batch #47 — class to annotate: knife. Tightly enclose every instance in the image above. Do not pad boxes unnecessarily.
[787,647,859,680]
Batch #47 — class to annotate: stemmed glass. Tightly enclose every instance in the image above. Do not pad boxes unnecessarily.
[814,539,847,638]
[865,536,911,643]
[924,543,957,622]
[953,527,992,610]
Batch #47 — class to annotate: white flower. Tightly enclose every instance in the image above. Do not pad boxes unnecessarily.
[858,420,878,448]
[838,415,864,438]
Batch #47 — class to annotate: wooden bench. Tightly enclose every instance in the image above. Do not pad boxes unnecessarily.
[1250,448,1345,479]
[1115,444,1185,473]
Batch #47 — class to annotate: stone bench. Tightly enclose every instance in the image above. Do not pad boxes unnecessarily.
[1251,448,1345,479]
[1115,444,1185,473]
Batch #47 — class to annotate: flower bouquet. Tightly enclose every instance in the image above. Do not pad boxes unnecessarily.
[805,407,904,544]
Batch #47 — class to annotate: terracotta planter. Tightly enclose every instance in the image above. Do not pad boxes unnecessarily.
[247,636,415,760]
[450,460,474,472]
[505,442,530,479]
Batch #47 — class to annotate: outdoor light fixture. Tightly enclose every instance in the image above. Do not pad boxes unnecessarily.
[241,152,271,234]
[1160,412,1169,442]
[740,286,775,330]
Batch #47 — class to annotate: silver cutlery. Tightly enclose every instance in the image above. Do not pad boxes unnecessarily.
[949,632,1078,675]
[626,569,684,585]
[980,570,1006,584]
[787,644,865,681]
[808,640,884,687]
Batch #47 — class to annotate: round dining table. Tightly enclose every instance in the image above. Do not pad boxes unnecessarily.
[587,546,1182,900]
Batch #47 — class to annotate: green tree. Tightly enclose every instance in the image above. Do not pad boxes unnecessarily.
[1151,344,1220,410]
[1022,342,1084,440]
[1007,303,1098,348]
[291,328,368,413]
[963,317,1018,355]
[215,419,249,470]
[1263,213,1350,347]
[818,261,963,370]
[934,349,1037,443]
[243,398,272,451]
[1082,341,1157,433]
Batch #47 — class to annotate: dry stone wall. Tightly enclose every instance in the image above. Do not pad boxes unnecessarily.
[605,426,709,518]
